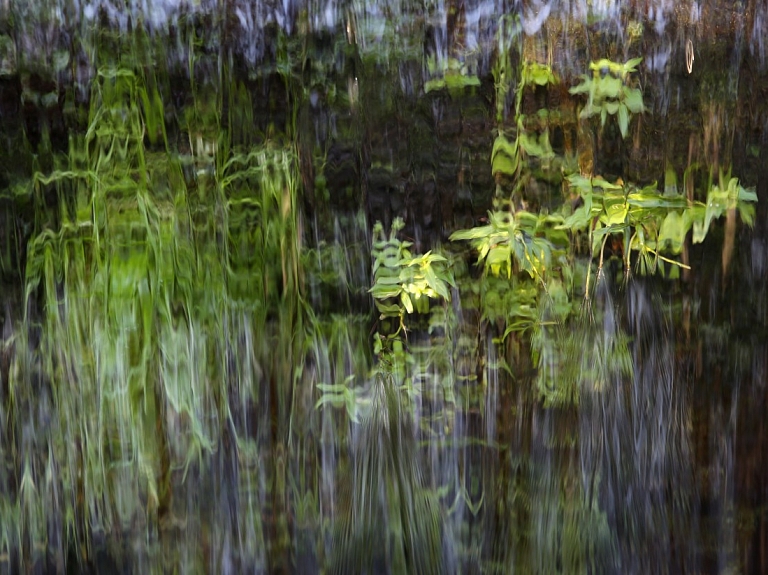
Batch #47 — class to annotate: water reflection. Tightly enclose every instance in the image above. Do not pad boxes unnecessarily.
[0,1,767,574]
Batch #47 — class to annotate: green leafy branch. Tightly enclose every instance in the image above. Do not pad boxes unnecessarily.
[560,172,757,283]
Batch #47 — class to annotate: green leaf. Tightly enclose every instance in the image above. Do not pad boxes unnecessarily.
[450,225,494,242]
[369,284,401,299]
[603,201,628,225]
[520,133,550,158]
[618,103,629,138]
[590,176,624,191]
[626,190,687,209]
[492,150,519,176]
[424,266,450,300]
[569,75,593,95]
[491,134,520,175]
[664,167,678,196]
[658,211,687,254]
[400,291,414,314]
[738,184,758,203]
[622,57,643,75]
[739,202,756,227]
[566,174,595,193]
[597,76,623,99]
[444,72,481,91]
[604,101,620,115]
[424,78,446,93]
[623,87,645,113]
[590,59,624,76]
[560,204,592,231]
[374,300,402,316]
[486,245,512,277]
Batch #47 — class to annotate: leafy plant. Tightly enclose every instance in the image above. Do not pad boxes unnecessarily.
[692,170,758,242]
[450,207,568,284]
[369,218,454,327]
[516,61,559,112]
[492,59,558,188]
[560,172,757,280]
[425,56,481,95]
[367,218,455,404]
[569,57,645,138]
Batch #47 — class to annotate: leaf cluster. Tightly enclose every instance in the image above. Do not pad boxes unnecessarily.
[560,172,757,275]
[492,126,555,179]
[569,57,645,138]
[493,61,558,182]
[425,56,481,95]
[369,217,455,327]
[450,209,568,283]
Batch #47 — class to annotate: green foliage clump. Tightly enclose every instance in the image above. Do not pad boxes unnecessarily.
[562,171,757,277]
[450,207,568,283]
[370,217,454,334]
[569,57,645,138]
[425,56,481,94]
[492,59,558,183]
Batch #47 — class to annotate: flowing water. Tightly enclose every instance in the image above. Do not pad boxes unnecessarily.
[0,1,767,573]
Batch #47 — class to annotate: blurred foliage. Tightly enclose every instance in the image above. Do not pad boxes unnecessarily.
[0,6,762,575]
[569,58,645,138]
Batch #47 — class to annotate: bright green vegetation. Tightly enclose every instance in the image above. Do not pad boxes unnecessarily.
[569,57,645,138]
[1,34,311,569]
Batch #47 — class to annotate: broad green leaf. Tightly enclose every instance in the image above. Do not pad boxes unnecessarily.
[618,103,629,138]
[622,57,643,75]
[590,176,624,191]
[623,87,644,113]
[626,190,687,209]
[492,133,518,158]
[560,204,592,231]
[486,245,511,271]
[373,275,403,285]
[604,101,620,115]
[658,211,686,253]
[519,133,547,158]
[444,73,481,92]
[516,210,540,231]
[424,78,446,93]
[738,184,758,203]
[664,167,678,196]
[597,76,623,99]
[374,300,402,315]
[368,282,402,299]
[314,394,347,410]
[590,59,626,76]
[491,133,520,175]
[424,266,450,300]
[603,201,628,225]
[693,185,729,243]
[566,173,595,193]
[492,151,519,176]
[450,225,494,242]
